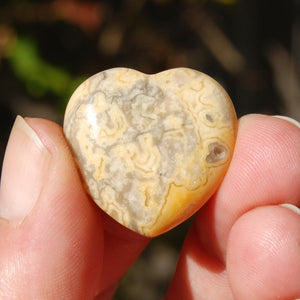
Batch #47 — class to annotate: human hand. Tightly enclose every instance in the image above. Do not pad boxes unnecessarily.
[0,114,299,299]
[165,114,300,300]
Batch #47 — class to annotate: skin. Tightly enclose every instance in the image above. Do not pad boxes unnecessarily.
[0,114,299,299]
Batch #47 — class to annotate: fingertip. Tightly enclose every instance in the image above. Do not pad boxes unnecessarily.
[25,117,70,156]
[280,203,300,216]
[235,114,300,204]
[0,116,52,223]
[273,115,300,129]
[0,117,105,299]
[227,205,300,300]
[210,113,300,252]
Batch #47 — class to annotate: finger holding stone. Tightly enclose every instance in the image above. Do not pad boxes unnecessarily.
[193,114,300,262]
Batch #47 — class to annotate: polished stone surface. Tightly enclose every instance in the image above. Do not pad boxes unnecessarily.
[64,68,237,236]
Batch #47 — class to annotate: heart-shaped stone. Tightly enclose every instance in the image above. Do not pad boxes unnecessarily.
[63,68,237,237]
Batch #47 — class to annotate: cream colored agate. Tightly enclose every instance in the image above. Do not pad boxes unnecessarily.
[63,68,237,237]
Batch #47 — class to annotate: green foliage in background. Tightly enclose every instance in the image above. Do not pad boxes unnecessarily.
[7,36,86,111]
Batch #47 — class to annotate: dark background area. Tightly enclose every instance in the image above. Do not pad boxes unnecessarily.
[0,0,299,299]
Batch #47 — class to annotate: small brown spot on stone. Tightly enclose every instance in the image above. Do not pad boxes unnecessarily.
[205,113,214,123]
[206,142,227,163]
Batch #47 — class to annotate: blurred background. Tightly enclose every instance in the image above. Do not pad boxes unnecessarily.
[0,0,299,298]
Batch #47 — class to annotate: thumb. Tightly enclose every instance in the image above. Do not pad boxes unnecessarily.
[0,116,104,299]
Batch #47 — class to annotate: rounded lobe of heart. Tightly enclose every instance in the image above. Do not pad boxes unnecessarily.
[63,68,237,237]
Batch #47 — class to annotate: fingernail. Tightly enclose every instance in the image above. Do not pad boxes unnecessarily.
[0,116,51,223]
[273,115,300,129]
[280,204,300,217]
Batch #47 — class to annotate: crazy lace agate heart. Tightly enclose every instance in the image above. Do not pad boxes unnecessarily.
[63,68,237,237]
